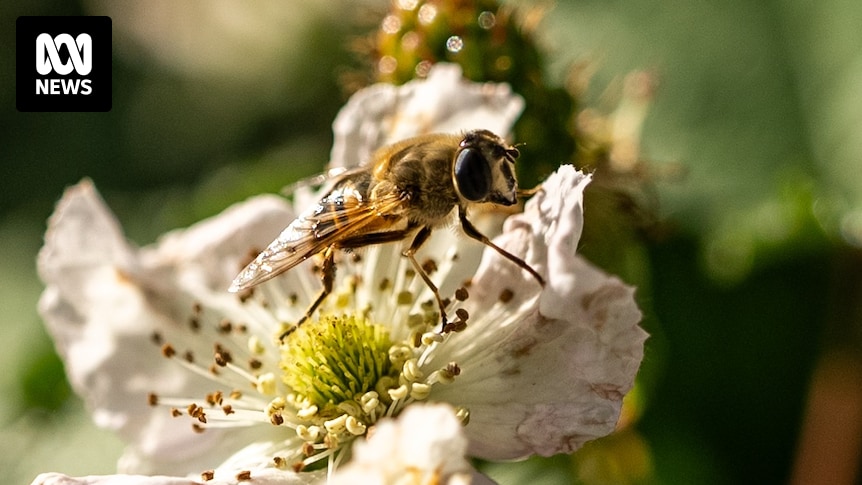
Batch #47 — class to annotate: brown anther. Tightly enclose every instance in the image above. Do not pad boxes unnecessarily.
[209,364,220,375]
[213,344,233,366]
[237,287,254,303]
[443,320,468,333]
[271,413,284,426]
[192,423,205,433]
[193,302,203,314]
[288,293,298,305]
[462,278,473,288]
[218,319,233,334]
[249,358,263,370]
[188,316,201,332]
[454,287,469,301]
[446,362,461,377]
[378,277,391,291]
[499,288,514,303]
[455,308,469,321]
[222,404,234,415]
[230,390,243,400]
[236,470,252,481]
[201,470,215,481]
[161,344,176,358]
[292,461,305,473]
[171,408,182,417]
[188,403,207,423]
[302,442,316,457]
[205,391,222,406]
[150,332,163,345]
[421,258,438,274]
[184,350,195,363]
[147,393,159,406]
[273,456,287,468]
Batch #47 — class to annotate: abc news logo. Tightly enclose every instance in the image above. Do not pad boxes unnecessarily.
[17,16,111,112]
[36,33,94,95]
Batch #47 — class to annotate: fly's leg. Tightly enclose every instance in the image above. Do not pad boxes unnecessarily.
[458,206,545,287]
[280,245,336,341]
[337,229,414,248]
[341,226,454,331]
[281,229,416,340]
[402,226,452,329]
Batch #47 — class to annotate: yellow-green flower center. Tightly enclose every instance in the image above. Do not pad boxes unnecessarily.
[280,313,393,411]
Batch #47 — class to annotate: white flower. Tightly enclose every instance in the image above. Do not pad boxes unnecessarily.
[329,63,523,170]
[37,182,314,484]
[327,403,487,485]
[34,64,646,484]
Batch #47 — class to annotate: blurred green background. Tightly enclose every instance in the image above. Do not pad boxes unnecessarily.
[3,0,862,483]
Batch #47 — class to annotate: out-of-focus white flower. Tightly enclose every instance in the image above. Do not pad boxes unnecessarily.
[329,63,523,170]
[326,403,483,485]
[34,64,646,484]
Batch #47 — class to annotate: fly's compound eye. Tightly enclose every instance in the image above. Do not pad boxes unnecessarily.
[454,147,491,202]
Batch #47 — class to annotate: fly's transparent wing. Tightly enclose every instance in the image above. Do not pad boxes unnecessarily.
[229,184,404,292]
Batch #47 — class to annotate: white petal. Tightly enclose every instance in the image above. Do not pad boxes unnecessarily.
[37,181,295,475]
[30,473,196,485]
[330,63,524,169]
[142,193,296,290]
[430,166,647,459]
[37,179,138,309]
[328,403,476,485]
[31,470,314,485]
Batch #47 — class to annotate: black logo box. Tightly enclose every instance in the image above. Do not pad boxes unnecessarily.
[16,16,112,112]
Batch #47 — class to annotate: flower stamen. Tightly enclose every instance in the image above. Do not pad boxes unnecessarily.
[147,244,478,475]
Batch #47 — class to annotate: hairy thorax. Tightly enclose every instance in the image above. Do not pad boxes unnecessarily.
[394,155,460,226]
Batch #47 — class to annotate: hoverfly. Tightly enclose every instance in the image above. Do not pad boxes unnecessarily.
[229,129,544,336]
